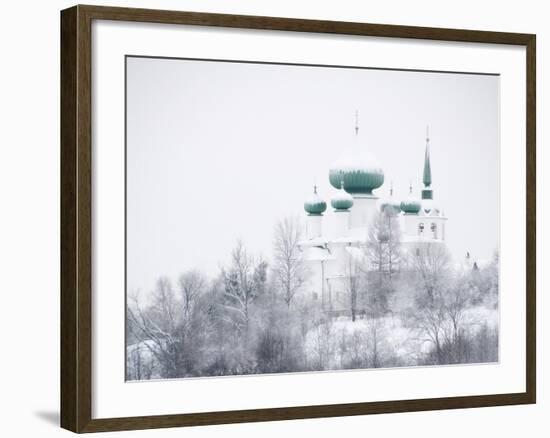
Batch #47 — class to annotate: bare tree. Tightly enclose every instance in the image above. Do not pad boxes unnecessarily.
[365,210,401,278]
[405,242,452,364]
[312,315,334,370]
[178,270,206,321]
[406,251,489,365]
[468,249,499,307]
[336,318,396,369]
[340,330,367,369]
[127,278,183,378]
[411,242,451,302]
[127,272,214,379]
[222,240,261,339]
[367,319,382,368]
[126,340,156,380]
[406,298,447,364]
[364,210,402,315]
[445,278,472,347]
[272,217,306,308]
[343,250,363,322]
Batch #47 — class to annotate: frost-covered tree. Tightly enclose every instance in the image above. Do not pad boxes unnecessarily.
[178,270,206,321]
[406,295,447,364]
[127,272,214,379]
[468,250,499,307]
[126,222,500,378]
[222,241,264,340]
[126,340,156,380]
[404,243,455,364]
[312,314,334,370]
[411,242,451,303]
[444,276,474,350]
[365,210,402,278]
[127,277,182,378]
[272,217,306,308]
[405,252,497,365]
[342,250,363,322]
[364,210,402,314]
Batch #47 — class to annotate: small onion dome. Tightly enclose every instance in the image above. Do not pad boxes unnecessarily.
[304,185,327,215]
[329,143,384,195]
[331,181,354,211]
[400,185,421,214]
[379,184,401,215]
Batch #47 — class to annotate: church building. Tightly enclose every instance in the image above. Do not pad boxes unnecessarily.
[299,117,447,313]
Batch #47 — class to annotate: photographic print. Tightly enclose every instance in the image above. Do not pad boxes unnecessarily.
[125,56,500,381]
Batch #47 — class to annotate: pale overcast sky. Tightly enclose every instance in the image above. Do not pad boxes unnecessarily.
[126,56,499,295]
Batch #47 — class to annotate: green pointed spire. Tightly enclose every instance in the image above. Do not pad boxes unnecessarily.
[423,126,432,188]
[421,126,434,200]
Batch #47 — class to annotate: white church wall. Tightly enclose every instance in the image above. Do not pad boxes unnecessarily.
[305,215,323,240]
[331,211,351,238]
[349,196,379,229]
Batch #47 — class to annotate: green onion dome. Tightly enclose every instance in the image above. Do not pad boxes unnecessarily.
[329,137,384,195]
[400,185,421,214]
[331,181,354,211]
[304,186,327,216]
[380,184,401,215]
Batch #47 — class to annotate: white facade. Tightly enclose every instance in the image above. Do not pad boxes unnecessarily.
[348,196,380,230]
[299,127,447,313]
[402,212,447,243]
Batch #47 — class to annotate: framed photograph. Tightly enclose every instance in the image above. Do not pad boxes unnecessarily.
[60,5,536,433]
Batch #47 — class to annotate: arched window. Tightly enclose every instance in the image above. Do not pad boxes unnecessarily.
[431,223,437,239]
[418,223,425,235]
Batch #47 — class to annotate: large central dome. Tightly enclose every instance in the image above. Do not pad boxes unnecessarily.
[329,138,384,196]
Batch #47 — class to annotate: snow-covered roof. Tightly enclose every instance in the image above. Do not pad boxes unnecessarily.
[329,147,383,174]
[299,236,329,248]
[331,236,358,244]
[328,137,385,194]
[301,246,336,262]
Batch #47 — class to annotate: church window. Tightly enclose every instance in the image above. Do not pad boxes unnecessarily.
[431,223,437,239]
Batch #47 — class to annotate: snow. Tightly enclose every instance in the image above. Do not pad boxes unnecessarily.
[330,153,383,174]
[301,246,336,261]
[331,191,354,202]
[298,237,329,248]
[303,302,499,369]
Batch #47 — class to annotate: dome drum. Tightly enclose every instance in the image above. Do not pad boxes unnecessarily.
[421,188,433,200]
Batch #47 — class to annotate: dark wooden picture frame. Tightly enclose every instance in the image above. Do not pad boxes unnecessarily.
[61,4,536,433]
